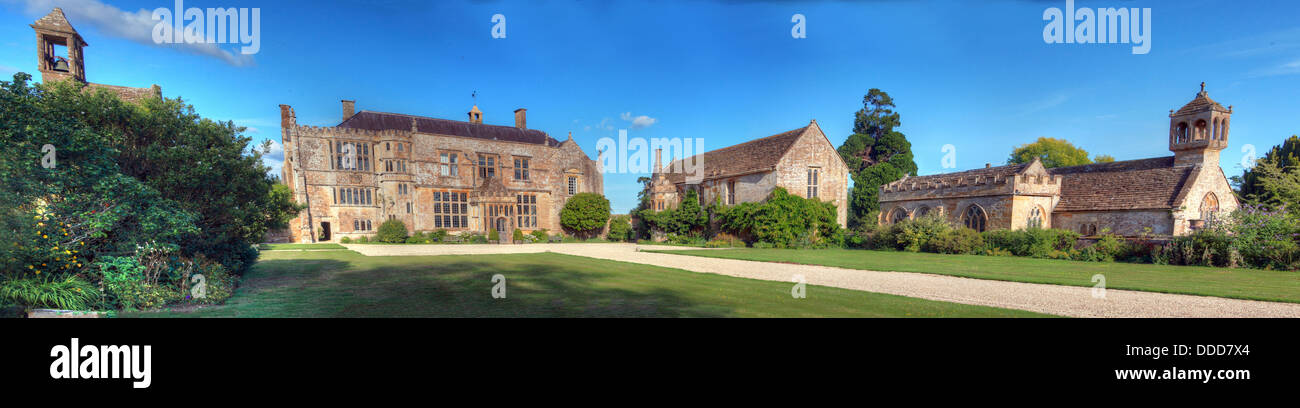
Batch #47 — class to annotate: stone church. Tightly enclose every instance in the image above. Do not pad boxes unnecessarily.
[29,8,162,101]
[279,101,603,243]
[645,120,850,228]
[878,84,1238,237]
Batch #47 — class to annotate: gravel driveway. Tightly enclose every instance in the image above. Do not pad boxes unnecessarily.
[343,243,1300,318]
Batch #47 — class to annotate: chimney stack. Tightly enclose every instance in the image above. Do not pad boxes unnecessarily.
[514,108,527,129]
[654,148,663,174]
[341,100,355,122]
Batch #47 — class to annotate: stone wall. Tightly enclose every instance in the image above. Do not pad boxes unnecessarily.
[280,109,602,243]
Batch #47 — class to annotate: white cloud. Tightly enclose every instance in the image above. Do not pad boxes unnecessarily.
[258,138,284,177]
[7,0,255,66]
[1250,59,1300,77]
[620,111,658,129]
[0,64,18,76]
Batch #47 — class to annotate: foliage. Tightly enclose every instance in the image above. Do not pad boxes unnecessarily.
[339,236,351,244]
[924,228,985,255]
[1237,135,1300,203]
[637,191,707,236]
[0,275,97,310]
[705,233,746,248]
[1007,137,1103,168]
[606,215,632,242]
[837,89,917,228]
[376,219,408,243]
[894,212,953,252]
[980,228,1079,258]
[512,228,526,243]
[0,73,300,279]
[560,193,611,237]
[488,228,500,242]
[530,229,548,242]
[716,187,841,248]
[1240,155,1300,210]
[1222,204,1300,270]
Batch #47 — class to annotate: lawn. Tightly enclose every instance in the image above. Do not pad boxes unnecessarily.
[648,248,1300,303]
[259,243,347,250]
[126,250,1050,318]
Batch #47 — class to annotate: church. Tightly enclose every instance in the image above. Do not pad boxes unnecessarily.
[278,101,603,243]
[878,85,1239,237]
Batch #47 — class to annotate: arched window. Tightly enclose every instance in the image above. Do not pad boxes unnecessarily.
[1212,119,1220,140]
[914,206,931,218]
[1027,206,1045,229]
[1194,119,1208,140]
[1200,192,1220,226]
[889,207,909,224]
[1175,122,1190,143]
[961,205,987,232]
[1088,224,1098,236]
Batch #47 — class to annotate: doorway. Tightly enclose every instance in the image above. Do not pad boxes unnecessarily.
[319,222,331,242]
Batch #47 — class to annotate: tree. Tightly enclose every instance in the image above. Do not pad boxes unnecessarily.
[607,214,632,242]
[1093,154,1116,163]
[561,193,611,238]
[1237,135,1300,204]
[837,89,917,228]
[1007,137,1105,168]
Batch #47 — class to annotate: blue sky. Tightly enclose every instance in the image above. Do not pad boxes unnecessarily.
[2,0,1298,214]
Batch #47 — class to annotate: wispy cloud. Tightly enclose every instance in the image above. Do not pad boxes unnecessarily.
[1013,93,1068,116]
[256,138,284,176]
[620,111,658,129]
[5,0,255,66]
[0,64,18,76]
[1249,59,1300,78]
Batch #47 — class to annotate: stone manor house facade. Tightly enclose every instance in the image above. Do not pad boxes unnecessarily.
[878,84,1239,237]
[279,101,603,243]
[645,120,850,228]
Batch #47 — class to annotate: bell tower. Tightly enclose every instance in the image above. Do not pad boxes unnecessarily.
[1169,82,1231,167]
[31,8,87,83]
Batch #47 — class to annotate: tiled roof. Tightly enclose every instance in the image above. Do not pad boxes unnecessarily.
[1050,157,1192,211]
[338,110,561,146]
[1174,91,1229,116]
[32,8,82,39]
[661,126,808,184]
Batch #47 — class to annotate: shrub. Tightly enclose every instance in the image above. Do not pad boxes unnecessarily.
[981,228,1079,258]
[186,258,235,304]
[340,236,351,244]
[377,220,409,243]
[357,235,369,243]
[1223,205,1300,269]
[716,187,839,248]
[488,228,500,242]
[531,229,548,242]
[561,193,611,238]
[0,275,97,310]
[607,215,633,242]
[431,229,448,242]
[405,235,425,244]
[894,213,953,252]
[924,228,984,255]
[465,233,488,244]
[753,242,776,249]
[1163,228,1234,267]
[513,229,526,243]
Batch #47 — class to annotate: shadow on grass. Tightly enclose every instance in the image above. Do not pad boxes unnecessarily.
[143,254,723,318]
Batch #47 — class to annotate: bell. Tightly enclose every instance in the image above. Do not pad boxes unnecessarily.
[52,58,69,72]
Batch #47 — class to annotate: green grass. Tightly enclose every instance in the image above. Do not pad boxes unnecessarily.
[647,248,1300,303]
[259,243,346,250]
[125,250,1050,318]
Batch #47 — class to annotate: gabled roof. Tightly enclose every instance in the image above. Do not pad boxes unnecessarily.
[31,8,85,43]
[885,156,1198,212]
[338,110,561,146]
[660,125,809,184]
[1049,157,1194,211]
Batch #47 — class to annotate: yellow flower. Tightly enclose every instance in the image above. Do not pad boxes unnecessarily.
[34,271,40,275]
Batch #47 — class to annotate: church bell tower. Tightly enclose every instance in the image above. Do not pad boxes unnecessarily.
[1169,82,1231,167]
[31,8,87,83]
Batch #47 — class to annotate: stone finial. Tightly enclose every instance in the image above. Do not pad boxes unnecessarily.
[410,117,417,132]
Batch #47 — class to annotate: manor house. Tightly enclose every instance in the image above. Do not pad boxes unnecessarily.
[278,101,603,243]
[878,84,1238,237]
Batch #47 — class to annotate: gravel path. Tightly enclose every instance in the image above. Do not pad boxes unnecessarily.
[343,243,1300,318]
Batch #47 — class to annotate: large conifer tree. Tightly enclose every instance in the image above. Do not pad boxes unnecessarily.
[837,89,917,228]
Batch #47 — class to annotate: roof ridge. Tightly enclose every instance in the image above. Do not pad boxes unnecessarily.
[665,125,807,164]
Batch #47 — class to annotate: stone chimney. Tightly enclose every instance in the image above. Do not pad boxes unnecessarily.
[341,100,355,122]
[654,148,663,174]
[514,108,527,129]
